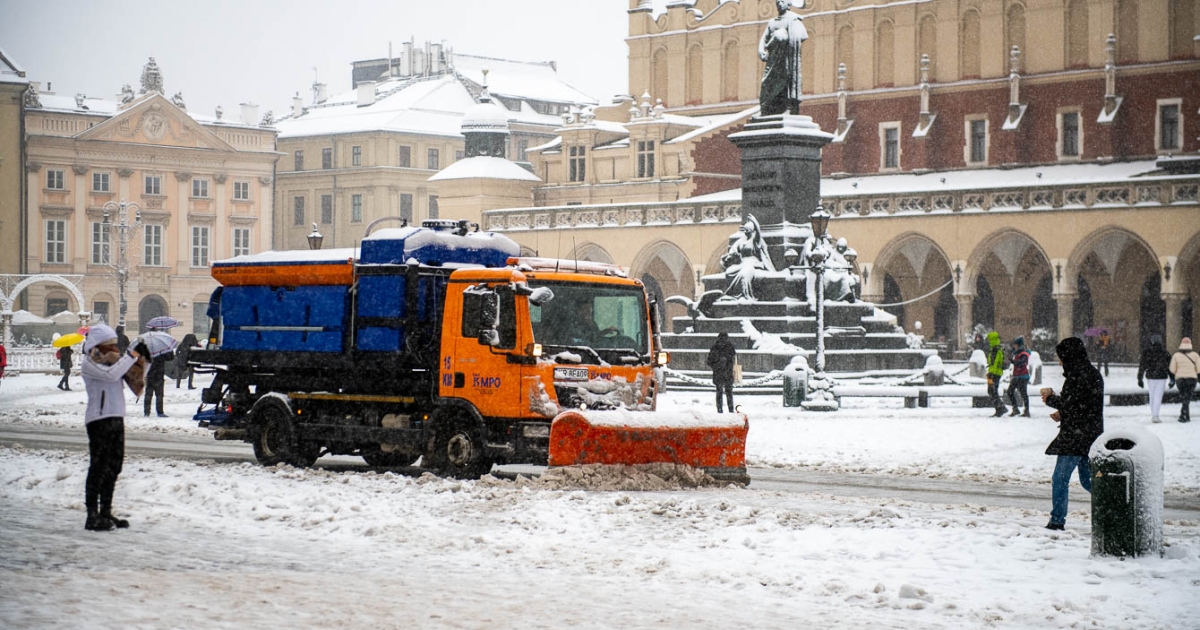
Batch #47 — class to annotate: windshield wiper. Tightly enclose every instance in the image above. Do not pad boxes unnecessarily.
[542,344,604,365]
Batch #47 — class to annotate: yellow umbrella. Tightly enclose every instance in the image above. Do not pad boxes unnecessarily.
[52,333,85,348]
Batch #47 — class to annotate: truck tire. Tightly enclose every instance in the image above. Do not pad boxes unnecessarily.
[251,397,319,468]
[427,409,492,479]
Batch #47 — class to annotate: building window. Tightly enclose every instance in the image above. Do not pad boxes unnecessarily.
[144,174,161,196]
[45,220,66,264]
[428,195,439,219]
[637,140,656,178]
[569,146,587,182]
[293,196,305,226]
[427,148,440,170]
[351,145,362,166]
[351,194,363,223]
[92,172,110,192]
[192,226,210,267]
[294,150,304,171]
[91,222,111,265]
[400,193,413,222]
[880,123,900,170]
[93,301,109,324]
[46,298,68,317]
[517,139,529,162]
[192,178,209,198]
[398,145,411,167]
[46,169,65,190]
[144,224,163,266]
[455,150,464,162]
[233,181,250,200]
[966,118,988,164]
[1157,100,1182,152]
[321,194,333,224]
[233,228,251,257]
[322,148,333,169]
[1058,110,1082,158]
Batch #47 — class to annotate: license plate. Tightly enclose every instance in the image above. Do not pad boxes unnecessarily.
[554,367,590,381]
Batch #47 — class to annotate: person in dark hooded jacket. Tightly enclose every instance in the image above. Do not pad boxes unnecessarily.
[1137,334,1171,423]
[1040,337,1104,530]
[707,332,737,413]
[1007,337,1031,417]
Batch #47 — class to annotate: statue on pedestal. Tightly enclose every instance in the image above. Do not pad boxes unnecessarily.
[758,0,807,116]
[721,215,775,300]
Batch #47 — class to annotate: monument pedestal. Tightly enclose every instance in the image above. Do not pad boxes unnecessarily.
[728,115,834,272]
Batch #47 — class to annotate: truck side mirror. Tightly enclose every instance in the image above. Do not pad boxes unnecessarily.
[513,282,554,307]
[464,285,500,347]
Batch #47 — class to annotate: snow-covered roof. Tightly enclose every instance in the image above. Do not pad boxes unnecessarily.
[32,91,265,130]
[0,47,28,85]
[452,53,595,106]
[9,309,53,324]
[687,159,1177,203]
[665,105,759,145]
[428,156,541,182]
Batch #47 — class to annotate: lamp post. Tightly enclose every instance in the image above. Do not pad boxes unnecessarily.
[307,223,324,250]
[800,207,838,411]
[102,200,142,329]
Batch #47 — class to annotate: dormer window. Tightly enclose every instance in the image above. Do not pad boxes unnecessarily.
[569,146,587,182]
[637,141,656,178]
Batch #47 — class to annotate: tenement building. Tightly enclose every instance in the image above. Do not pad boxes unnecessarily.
[21,58,278,334]
[272,44,594,250]
[480,0,1200,359]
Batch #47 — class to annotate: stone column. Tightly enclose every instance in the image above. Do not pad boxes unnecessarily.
[1164,293,1187,353]
[1055,293,1076,343]
[955,294,974,355]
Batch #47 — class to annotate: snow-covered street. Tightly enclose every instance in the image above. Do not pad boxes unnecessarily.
[2,368,1198,629]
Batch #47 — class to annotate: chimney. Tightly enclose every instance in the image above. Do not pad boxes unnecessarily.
[239,102,259,125]
[430,42,442,73]
[357,81,377,107]
[414,48,426,77]
[403,40,414,76]
[315,82,328,104]
[292,92,304,117]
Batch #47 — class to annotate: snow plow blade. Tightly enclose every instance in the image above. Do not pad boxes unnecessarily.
[548,410,750,485]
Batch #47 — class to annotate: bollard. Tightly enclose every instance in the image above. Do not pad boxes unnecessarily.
[923,354,945,387]
[782,356,809,408]
[1089,427,1164,557]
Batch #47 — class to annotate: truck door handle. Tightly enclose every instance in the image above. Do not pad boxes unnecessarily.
[454,373,465,388]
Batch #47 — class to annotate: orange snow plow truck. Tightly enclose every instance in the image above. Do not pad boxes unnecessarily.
[190,220,748,483]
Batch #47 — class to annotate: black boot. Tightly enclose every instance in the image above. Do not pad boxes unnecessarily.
[1009,408,1020,417]
[1022,409,1031,417]
[85,512,114,531]
[101,512,130,528]
[992,407,1007,417]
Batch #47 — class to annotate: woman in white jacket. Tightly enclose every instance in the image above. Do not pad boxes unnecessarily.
[1169,337,1200,424]
[81,324,143,531]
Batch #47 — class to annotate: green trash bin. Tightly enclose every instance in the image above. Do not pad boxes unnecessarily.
[1089,427,1164,558]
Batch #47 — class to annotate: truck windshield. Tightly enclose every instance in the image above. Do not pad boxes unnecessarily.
[528,281,649,364]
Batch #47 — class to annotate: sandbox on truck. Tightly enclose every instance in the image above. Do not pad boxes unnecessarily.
[191,220,748,482]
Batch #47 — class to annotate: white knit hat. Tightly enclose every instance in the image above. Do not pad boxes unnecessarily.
[1181,337,1193,351]
[84,323,118,352]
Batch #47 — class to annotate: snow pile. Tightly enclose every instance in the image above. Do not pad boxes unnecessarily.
[482,463,724,491]
[740,319,807,356]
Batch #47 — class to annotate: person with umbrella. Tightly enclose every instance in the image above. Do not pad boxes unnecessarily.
[56,341,75,391]
[137,331,177,418]
[81,323,144,531]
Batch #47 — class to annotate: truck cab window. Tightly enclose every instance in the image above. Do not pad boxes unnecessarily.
[462,285,516,349]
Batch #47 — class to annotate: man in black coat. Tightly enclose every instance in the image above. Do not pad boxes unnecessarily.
[56,345,74,390]
[1137,334,1171,423]
[707,332,737,413]
[1041,337,1105,530]
[143,348,174,418]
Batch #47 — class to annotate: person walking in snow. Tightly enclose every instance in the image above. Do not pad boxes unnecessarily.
[170,333,199,389]
[985,331,1007,417]
[81,324,144,531]
[1007,337,1031,417]
[707,332,737,413]
[1168,337,1200,423]
[1040,337,1104,531]
[0,341,7,390]
[143,344,174,418]
[1137,334,1171,423]
[56,344,74,390]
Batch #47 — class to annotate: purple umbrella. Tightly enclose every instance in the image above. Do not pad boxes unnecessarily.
[145,315,180,330]
[1083,326,1109,337]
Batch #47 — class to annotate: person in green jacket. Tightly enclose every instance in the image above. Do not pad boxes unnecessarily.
[986,331,1008,417]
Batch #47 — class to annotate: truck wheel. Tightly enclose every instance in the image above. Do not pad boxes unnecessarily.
[252,399,317,468]
[361,447,419,468]
[428,412,492,479]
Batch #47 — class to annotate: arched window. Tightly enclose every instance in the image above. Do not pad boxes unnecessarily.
[652,48,669,105]
[722,41,740,102]
[960,10,982,79]
[1006,3,1026,71]
[1170,0,1195,60]
[1116,0,1138,63]
[686,44,704,105]
[837,24,855,89]
[917,14,938,80]
[1065,0,1089,68]
[876,21,895,87]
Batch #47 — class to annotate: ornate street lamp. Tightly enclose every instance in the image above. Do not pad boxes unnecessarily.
[102,199,142,328]
[307,223,324,250]
[802,206,838,411]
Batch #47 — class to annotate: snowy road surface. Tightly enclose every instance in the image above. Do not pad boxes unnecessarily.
[2,368,1198,629]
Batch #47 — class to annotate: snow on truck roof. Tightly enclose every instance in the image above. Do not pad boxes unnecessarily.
[213,248,357,266]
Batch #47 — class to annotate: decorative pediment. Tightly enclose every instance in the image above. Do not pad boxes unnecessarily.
[75,93,236,152]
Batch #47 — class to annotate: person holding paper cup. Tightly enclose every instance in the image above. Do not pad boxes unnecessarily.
[1039,337,1104,531]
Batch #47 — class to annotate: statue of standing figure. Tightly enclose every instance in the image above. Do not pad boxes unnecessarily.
[758,0,808,116]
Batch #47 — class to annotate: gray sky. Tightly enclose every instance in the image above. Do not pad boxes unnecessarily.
[0,0,630,115]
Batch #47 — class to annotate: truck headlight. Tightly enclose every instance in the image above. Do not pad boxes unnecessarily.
[522,423,550,438]
[656,351,670,366]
